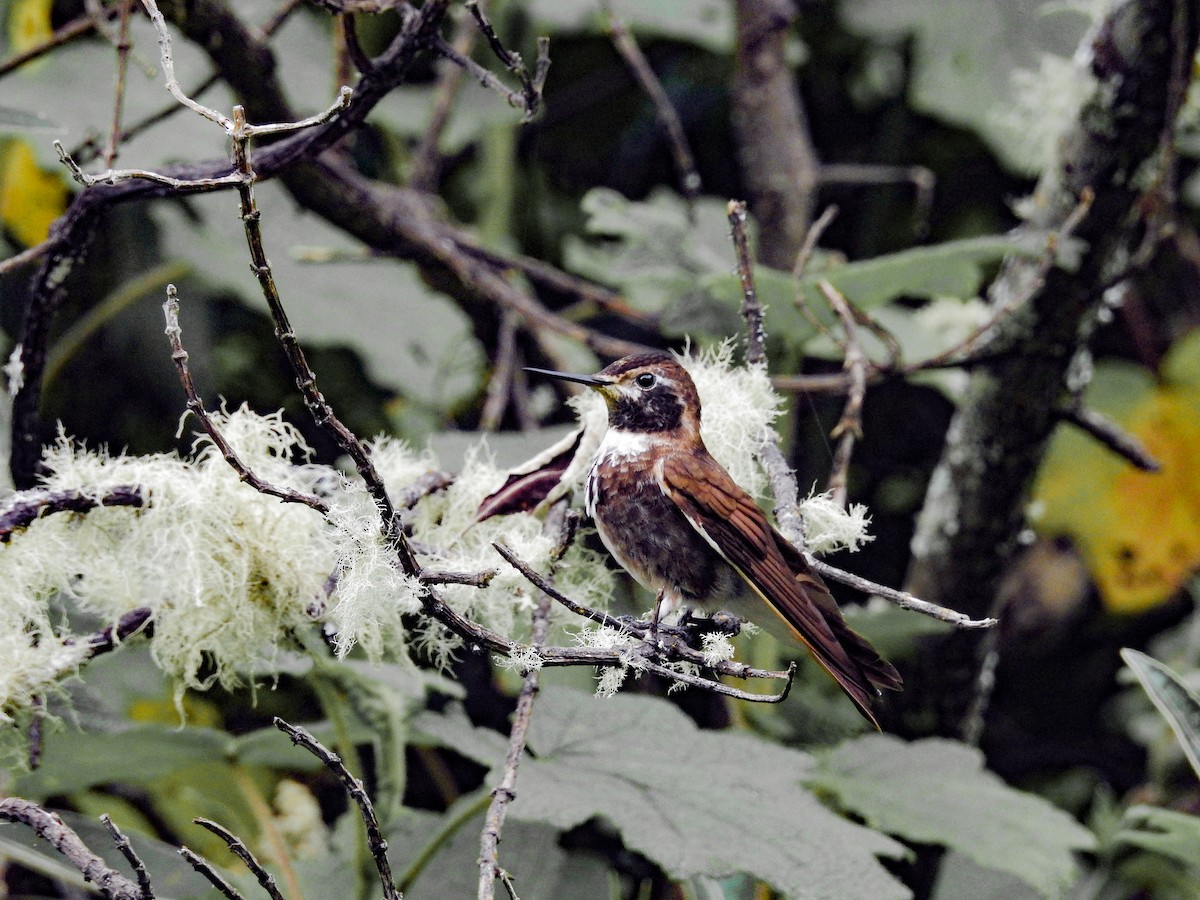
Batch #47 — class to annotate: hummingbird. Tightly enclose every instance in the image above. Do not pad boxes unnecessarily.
[526,351,902,726]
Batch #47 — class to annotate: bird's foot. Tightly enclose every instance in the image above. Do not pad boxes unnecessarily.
[678,610,745,644]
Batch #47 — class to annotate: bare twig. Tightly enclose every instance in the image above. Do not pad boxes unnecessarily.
[727,200,766,366]
[0,799,144,900]
[0,486,145,543]
[410,2,482,189]
[194,818,285,900]
[727,198,992,630]
[464,0,550,122]
[274,718,400,900]
[421,568,499,588]
[793,205,839,281]
[492,542,799,690]
[1057,400,1161,471]
[604,2,702,206]
[180,846,245,900]
[819,280,868,507]
[429,34,530,116]
[0,241,54,275]
[0,3,122,78]
[811,560,997,629]
[480,311,521,431]
[395,470,455,510]
[163,287,330,514]
[101,0,137,168]
[100,815,154,900]
[478,563,555,899]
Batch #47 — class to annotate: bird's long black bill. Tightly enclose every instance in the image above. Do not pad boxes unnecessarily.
[523,366,611,388]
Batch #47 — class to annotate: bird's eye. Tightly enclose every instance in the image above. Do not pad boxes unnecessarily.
[635,372,656,389]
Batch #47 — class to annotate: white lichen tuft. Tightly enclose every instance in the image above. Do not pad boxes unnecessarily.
[4,344,23,396]
[800,491,874,555]
[686,342,782,498]
[990,53,1097,176]
[495,643,544,675]
[700,632,736,667]
[2,409,336,703]
[0,630,90,725]
[595,664,629,698]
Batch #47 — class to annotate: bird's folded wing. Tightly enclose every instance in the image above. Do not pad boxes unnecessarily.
[659,452,889,723]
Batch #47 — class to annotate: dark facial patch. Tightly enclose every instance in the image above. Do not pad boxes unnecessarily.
[610,384,684,432]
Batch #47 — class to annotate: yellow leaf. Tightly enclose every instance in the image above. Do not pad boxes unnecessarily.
[6,0,53,54]
[0,139,68,246]
[1033,355,1200,614]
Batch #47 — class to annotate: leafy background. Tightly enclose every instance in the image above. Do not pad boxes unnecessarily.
[2,0,1200,898]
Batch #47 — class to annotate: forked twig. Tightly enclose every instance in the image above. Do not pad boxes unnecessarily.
[194,818,285,900]
[275,718,400,900]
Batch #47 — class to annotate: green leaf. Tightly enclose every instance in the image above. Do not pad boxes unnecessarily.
[1114,805,1200,873]
[496,686,910,899]
[12,724,231,798]
[389,805,611,900]
[840,0,1094,173]
[809,735,1095,897]
[794,234,1044,310]
[1120,649,1200,782]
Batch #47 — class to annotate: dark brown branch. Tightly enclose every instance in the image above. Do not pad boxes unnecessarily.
[180,846,245,900]
[0,799,144,900]
[604,3,702,206]
[1057,401,1161,472]
[478,514,565,900]
[731,0,819,269]
[727,199,766,366]
[820,281,868,507]
[100,815,154,900]
[163,287,330,514]
[194,818,284,900]
[0,3,121,78]
[0,486,145,543]
[464,0,550,122]
[905,0,1198,732]
[420,568,499,588]
[274,718,400,900]
[395,470,455,510]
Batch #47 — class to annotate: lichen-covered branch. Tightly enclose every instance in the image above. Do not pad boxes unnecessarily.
[905,0,1199,730]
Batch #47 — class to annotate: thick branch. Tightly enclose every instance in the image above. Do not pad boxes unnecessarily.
[905,0,1198,728]
[0,799,144,900]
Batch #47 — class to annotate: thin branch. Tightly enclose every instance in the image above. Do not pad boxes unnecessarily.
[410,2,481,189]
[163,287,330,514]
[0,799,144,900]
[194,818,285,900]
[395,470,455,510]
[101,0,137,168]
[819,280,868,507]
[180,846,246,900]
[478,557,556,900]
[727,199,766,366]
[0,486,145,543]
[811,560,997,629]
[792,205,839,281]
[420,568,499,588]
[1057,400,1161,471]
[480,311,521,431]
[100,815,154,900]
[604,2,702,206]
[0,3,122,78]
[464,0,550,122]
[274,718,400,900]
[429,34,530,116]
[0,240,54,276]
[492,542,798,688]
